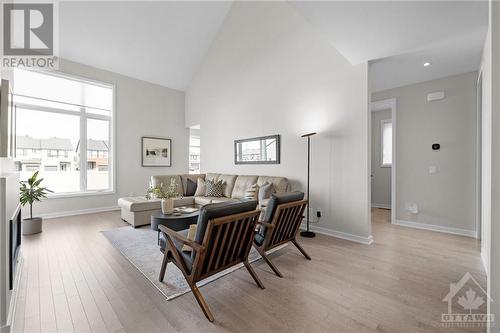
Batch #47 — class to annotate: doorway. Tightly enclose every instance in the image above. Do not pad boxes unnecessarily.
[370,99,396,225]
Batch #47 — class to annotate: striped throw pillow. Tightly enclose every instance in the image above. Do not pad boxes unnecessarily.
[244,183,259,200]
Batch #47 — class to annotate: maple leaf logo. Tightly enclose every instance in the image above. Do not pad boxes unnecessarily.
[457,288,484,313]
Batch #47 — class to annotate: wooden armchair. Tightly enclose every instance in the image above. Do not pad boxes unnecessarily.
[158,200,264,322]
[253,192,310,277]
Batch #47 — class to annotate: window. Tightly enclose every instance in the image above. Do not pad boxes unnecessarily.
[189,126,200,174]
[381,119,392,167]
[13,69,114,195]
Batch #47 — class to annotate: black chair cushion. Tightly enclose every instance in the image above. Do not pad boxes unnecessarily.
[159,229,193,272]
[254,232,265,246]
[258,191,305,241]
[194,200,258,245]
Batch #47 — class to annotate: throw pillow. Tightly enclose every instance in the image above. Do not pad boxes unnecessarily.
[185,178,197,196]
[244,183,260,200]
[181,224,197,252]
[258,182,275,202]
[205,179,225,197]
[194,178,206,197]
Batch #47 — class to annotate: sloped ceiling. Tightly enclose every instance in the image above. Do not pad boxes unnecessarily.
[60,1,233,91]
[290,1,488,91]
[59,1,488,92]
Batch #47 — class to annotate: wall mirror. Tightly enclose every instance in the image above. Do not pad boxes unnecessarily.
[234,135,280,164]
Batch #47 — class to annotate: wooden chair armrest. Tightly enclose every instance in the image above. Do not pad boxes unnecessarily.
[257,221,274,229]
[158,225,204,252]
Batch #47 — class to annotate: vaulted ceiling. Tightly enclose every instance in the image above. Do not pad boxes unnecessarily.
[289,1,488,91]
[59,1,488,92]
[60,1,232,91]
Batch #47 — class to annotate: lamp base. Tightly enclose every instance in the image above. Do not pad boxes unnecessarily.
[300,231,316,238]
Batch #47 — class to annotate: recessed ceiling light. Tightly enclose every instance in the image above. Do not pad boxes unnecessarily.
[424,62,432,67]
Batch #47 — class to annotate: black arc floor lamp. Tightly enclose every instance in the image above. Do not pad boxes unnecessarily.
[300,132,316,238]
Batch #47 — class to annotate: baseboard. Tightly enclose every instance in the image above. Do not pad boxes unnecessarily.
[394,219,476,238]
[371,203,391,209]
[5,252,23,333]
[40,206,120,219]
[301,223,374,245]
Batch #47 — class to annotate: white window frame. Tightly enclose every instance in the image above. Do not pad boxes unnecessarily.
[380,118,392,168]
[13,69,116,198]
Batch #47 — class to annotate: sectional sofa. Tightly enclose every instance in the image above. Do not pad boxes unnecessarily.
[118,173,291,227]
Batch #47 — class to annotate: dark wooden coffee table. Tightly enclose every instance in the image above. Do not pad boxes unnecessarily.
[151,208,200,246]
[150,209,199,232]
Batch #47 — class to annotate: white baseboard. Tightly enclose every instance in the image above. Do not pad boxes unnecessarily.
[371,203,391,209]
[301,223,374,245]
[7,253,23,333]
[40,206,120,219]
[394,219,476,238]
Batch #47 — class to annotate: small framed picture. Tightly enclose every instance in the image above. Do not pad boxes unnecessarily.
[142,136,172,167]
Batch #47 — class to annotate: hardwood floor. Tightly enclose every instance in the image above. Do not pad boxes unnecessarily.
[12,208,485,333]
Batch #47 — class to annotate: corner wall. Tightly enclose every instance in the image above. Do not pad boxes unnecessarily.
[373,72,478,236]
[30,59,189,217]
[489,0,500,328]
[186,1,371,242]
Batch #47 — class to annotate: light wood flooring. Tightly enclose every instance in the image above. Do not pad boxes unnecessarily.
[11,208,485,333]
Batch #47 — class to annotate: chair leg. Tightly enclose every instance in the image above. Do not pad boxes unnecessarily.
[159,253,169,282]
[292,239,311,260]
[244,261,265,289]
[190,284,215,322]
[257,248,283,277]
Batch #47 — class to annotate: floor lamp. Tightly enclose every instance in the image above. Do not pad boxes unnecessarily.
[300,132,316,238]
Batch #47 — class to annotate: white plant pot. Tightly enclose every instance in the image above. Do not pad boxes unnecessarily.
[23,217,43,235]
[161,198,174,215]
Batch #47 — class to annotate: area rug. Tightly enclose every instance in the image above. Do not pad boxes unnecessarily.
[102,226,286,300]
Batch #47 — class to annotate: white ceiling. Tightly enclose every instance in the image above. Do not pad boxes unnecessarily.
[59,1,232,91]
[290,1,488,91]
[369,29,485,92]
[59,1,488,92]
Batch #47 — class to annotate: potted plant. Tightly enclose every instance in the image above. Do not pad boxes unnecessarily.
[19,171,52,235]
[146,178,180,214]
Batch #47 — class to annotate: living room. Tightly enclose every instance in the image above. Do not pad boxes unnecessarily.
[0,1,499,332]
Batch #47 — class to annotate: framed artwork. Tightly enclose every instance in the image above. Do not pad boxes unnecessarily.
[142,136,172,167]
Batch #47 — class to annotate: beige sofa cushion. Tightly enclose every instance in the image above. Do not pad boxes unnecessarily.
[179,174,205,196]
[217,174,237,197]
[150,175,183,195]
[205,173,220,182]
[194,196,234,206]
[231,175,258,198]
[118,196,195,212]
[257,176,290,193]
[118,197,161,212]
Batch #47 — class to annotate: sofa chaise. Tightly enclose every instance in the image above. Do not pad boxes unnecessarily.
[118,173,291,227]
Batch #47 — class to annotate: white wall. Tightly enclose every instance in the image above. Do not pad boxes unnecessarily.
[488,0,500,329]
[186,1,371,242]
[371,109,392,208]
[479,2,492,292]
[31,59,189,217]
[373,72,478,235]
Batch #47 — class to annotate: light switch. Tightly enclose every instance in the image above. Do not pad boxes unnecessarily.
[429,165,438,174]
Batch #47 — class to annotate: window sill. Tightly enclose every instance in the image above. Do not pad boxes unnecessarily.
[380,164,392,168]
[47,190,115,200]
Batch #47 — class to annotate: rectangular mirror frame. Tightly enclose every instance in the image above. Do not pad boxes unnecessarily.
[234,134,280,165]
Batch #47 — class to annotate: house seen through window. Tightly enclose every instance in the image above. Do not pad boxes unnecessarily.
[13,69,114,194]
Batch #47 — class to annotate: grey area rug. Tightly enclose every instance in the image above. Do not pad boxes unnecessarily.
[102,226,286,300]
